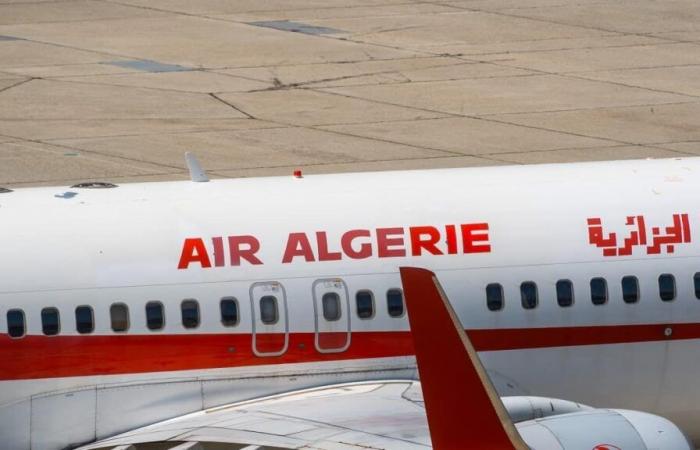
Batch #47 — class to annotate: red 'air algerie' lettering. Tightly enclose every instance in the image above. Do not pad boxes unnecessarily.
[177,222,491,269]
[178,235,263,269]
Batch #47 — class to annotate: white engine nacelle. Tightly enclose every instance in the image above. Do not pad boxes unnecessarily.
[516,408,692,450]
[503,396,593,423]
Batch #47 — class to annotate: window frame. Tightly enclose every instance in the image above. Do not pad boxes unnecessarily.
[41,307,60,336]
[180,299,200,329]
[145,301,165,331]
[355,290,375,320]
[485,283,504,311]
[520,281,538,310]
[556,279,575,308]
[658,274,676,302]
[621,276,640,304]
[386,288,405,318]
[321,292,342,322]
[259,295,279,325]
[6,309,26,339]
[220,297,240,327]
[109,302,130,333]
[75,305,94,334]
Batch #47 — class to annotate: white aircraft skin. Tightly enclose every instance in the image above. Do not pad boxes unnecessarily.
[1,157,700,449]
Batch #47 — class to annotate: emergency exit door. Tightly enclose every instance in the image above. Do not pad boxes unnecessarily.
[312,278,351,353]
[250,281,289,357]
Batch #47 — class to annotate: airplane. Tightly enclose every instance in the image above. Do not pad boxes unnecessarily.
[2,155,700,449]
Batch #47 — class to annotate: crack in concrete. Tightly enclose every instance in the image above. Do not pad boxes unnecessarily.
[0,77,33,95]
[209,93,257,119]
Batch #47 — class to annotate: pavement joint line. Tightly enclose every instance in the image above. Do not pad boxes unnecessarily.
[306,86,688,151]
[45,67,268,91]
[240,60,480,92]
[443,50,700,101]
[41,123,292,142]
[0,34,171,69]
[0,0,85,5]
[3,171,190,188]
[480,144,692,158]
[438,38,690,58]
[568,63,700,76]
[0,135,188,172]
[443,2,691,46]
[487,62,700,100]
[271,72,541,91]
[475,100,700,118]
[38,74,260,97]
[206,154,501,175]
[210,13,452,61]
[303,124,465,158]
[0,13,183,28]
[0,117,256,122]
[205,0,461,17]
[206,54,448,71]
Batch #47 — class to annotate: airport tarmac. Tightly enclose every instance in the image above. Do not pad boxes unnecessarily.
[0,0,699,187]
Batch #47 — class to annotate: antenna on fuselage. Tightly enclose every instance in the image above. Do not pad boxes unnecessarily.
[185,152,209,182]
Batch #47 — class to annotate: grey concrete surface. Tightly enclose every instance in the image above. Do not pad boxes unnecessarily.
[0,0,699,187]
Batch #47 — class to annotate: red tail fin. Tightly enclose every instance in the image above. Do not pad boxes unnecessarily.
[400,267,528,450]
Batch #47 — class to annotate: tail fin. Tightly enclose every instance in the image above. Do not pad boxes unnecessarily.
[400,267,528,450]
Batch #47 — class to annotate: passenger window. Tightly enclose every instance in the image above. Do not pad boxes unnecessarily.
[146,301,164,330]
[260,296,279,325]
[556,280,574,307]
[622,276,639,303]
[520,282,538,309]
[695,273,700,299]
[658,274,675,302]
[220,297,239,327]
[110,303,129,332]
[387,289,404,317]
[356,290,374,319]
[181,299,200,329]
[322,292,342,322]
[75,306,94,334]
[486,283,504,311]
[590,277,607,305]
[7,309,25,338]
[41,307,60,336]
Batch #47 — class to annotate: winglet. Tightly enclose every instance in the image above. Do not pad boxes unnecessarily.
[185,152,209,182]
[400,267,528,450]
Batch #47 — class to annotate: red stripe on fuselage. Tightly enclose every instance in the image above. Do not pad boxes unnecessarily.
[0,323,694,381]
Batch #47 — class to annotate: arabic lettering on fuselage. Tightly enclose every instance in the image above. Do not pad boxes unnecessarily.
[587,214,691,257]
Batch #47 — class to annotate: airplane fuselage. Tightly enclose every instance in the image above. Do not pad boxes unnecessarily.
[2,158,700,449]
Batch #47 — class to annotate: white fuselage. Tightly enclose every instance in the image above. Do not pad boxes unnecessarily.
[2,158,700,449]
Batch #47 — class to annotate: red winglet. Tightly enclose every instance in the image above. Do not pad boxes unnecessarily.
[400,267,528,450]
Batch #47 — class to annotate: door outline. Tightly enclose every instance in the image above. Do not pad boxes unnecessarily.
[312,278,352,354]
[249,281,289,357]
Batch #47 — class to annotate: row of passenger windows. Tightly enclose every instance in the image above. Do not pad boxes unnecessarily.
[4,289,405,338]
[486,273,693,311]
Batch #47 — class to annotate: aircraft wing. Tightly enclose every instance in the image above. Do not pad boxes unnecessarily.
[76,380,431,450]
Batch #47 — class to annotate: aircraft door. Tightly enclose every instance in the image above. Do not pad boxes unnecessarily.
[312,278,351,353]
[250,281,289,357]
